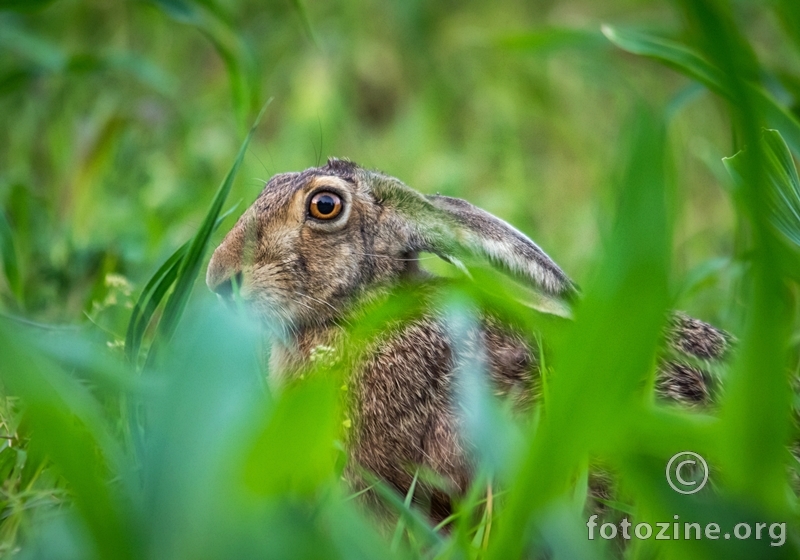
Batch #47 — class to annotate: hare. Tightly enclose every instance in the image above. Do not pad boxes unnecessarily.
[206,158,730,521]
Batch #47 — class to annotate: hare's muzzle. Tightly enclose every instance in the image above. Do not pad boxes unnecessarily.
[207,269,243,300]
[206,244,244,300]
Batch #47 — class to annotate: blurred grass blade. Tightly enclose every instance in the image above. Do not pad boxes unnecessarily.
[679,0,794,516]
[496,28,606,53]
[67,52,177,97]
[0,67,35,95]
[0,20,175,96]
[146,0,196,21]
[243,374,340,496]
[0,209,22,304]
[0,320,136,560]
[773,0,800,52]
[143,303,266,559]
[602,25,800,156]
[125,204,239,365]
[192,0,234,23]
[488,108,671,560]
[146,0,260,127]
[0,20,66,71]
[319,499,400,560]
[144,101,270,367]
[721,130,797,510]
[448,301,522,481]
[0,0,59,10]
[723,129,800,248]
[289,0,318,47]
[677,256,732,300]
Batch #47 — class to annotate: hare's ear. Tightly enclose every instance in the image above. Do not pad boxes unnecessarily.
[400,192,576,297]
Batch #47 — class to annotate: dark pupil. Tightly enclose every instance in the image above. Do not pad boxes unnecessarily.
[316,195,336,215]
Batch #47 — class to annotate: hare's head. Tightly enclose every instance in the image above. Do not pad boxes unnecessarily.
[206,158,574,329]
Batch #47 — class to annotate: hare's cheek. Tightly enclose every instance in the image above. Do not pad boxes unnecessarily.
[246,264,288,297]
[247,286,293,314]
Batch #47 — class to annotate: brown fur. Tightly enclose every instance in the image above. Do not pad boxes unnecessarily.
[206,158,731,522]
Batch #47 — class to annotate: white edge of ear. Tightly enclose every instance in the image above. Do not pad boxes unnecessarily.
[466,227,571,296]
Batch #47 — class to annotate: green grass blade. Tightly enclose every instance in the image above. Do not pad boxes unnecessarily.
[487,107,671,560]
[0,320,136,560]
[289,0,319,47]
[0,20,174,97]
[243,374,340,497]
[496,27,606,54]
[448,302,523,481]
[0,0,59,10]
[149,0,196,20]
[67,52,177,97]
[720,129,798,512]
[144,101,270,368]
[724,129,800,248]
[0,19,66,71]
[201,30,255,128]
[359,469,444,549]
[147,0,259,127]
[390,469,419,551]
[762,130,800,245]
[141,304,268,559]
[602,25,800,156]
[125,240,189,363]
[601,25,726,92]
[125,202,239,365]
[0,209,22,304]
[678,0,794,518]
[773,0,800,53]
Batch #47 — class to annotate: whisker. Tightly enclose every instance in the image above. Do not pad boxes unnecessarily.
[351,251,438,262]
[294,291,353,328]
[294,290,337,313]
[288,296,315,314]
[248,147,272,178]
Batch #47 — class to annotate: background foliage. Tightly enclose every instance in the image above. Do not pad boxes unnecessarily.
[1,0,800,558]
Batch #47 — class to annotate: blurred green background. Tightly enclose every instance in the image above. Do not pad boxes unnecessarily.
[4,0,781,329]
[1,0,800,559]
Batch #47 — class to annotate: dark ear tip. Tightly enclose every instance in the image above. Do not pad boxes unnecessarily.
[548,276,580,301]
[562,282,582,301]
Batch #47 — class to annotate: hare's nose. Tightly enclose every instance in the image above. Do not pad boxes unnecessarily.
[208,270,243,299]
[206,231,246,297]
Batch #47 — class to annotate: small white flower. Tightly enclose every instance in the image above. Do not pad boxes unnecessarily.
[309,344,338,363]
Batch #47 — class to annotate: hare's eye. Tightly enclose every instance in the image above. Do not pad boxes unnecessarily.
[309,191,343,220]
